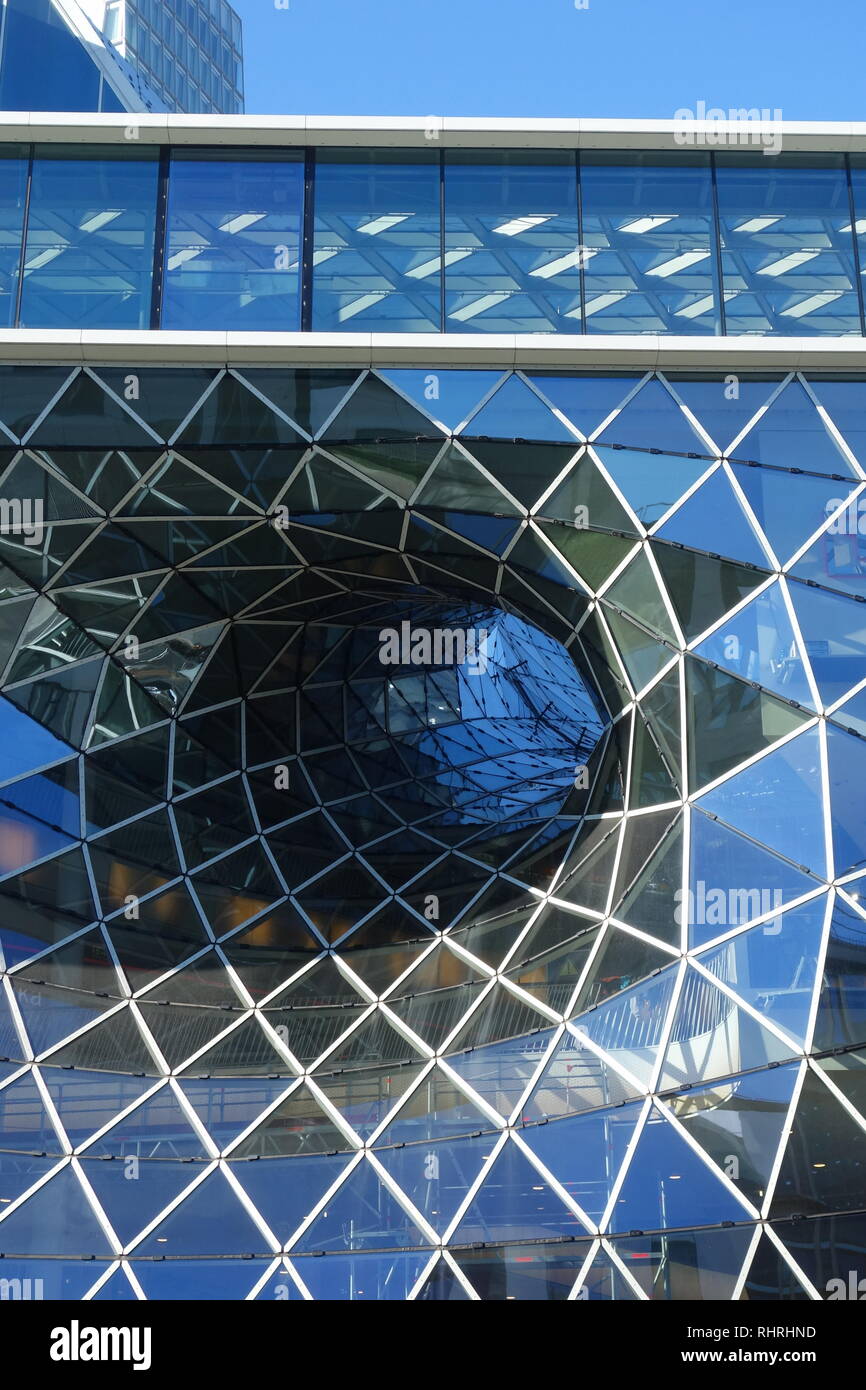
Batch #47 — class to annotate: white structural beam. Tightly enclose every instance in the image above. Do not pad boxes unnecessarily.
[0,329,865,371]
[0,113,864,153]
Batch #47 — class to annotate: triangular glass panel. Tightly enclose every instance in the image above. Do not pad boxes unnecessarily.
[696,894,827,1045]
[770,1067,866,1218]
[134,1167,265,1255]
[521,1028,642,1122]
[826,725,866,876]
[374,1131,494,1235]
[28,373,159,449]
[656,466,770,567]
[666,376,778,454]
[520,1101,644,1229]
[569,966,679,1089]
[415,1254,471,1300]
[322,374,445,444]
[605,547,677,642]
[231,1081,352,1158]
[594,446,708,529]
[450,1135,588,1243]
[662,1062,800,1208]
[688,809,818,950]
[526,374,640,438]
[176,373,305,447]
[693,581,815,709]
[604,607,674,692]
[415,443,520,515]
[134,1257,272,1301]
[240,369,360,439]
[296,1249,433,1301]
[814,896,866,1050]
[685,656,809,791]
[0,1163,112,1254]
[596,379,709,454]
[92,367,218,442]
[462,375,579,443]
[0,1070,63,1151]
[379,368,504,432]
[80,1155,211,1246]
[730,461,855,568]
[734,380,857,476]
[697,727,826,876]
[610,1106,751,1235]
[293,1156,432,1251]
[659,967,798,1092]
[651,543,766,642]
[786,580,866,706]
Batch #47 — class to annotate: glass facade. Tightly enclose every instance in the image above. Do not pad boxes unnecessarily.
[0,0,244,115]
[3,144,866,333]
[123,0,244,115]
[18,145,159,329]
[0,363,863,1299]
[0,0,137,112]
[162,151,303,331]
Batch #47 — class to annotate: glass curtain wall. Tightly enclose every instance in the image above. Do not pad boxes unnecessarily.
[0,145,865,333]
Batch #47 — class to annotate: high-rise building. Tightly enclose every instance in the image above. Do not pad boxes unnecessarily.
[0,114,864,1302]
[0,0,244,114]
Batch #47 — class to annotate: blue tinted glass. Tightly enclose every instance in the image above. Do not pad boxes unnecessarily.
[80,1156,206,1244]
[19,146,158,330]
[611,1107,751,1233]
[313,150,440,333]
[717,156,861,336]
[0,147,26,328]
[132,1258,273,1300]
[697,727,826,876]
[162,152,304,331]
[444,151,580,333]
[293,1251,430,1300]
[0,1256,104,1300]
[581,155,718,335]
[697,897,827,1043]
[0,0,104,111]
[0,1163,112,1254]
[452,1135,588,1243]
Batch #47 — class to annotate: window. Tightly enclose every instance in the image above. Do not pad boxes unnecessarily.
[717,154,860,336]
[581,153,718,335]
[18,145,159,330]
[0,147,28,328]
[312,149,441,333]
[444,150,581,333]
[162,151,304,330]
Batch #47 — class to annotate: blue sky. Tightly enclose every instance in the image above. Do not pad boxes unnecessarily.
[231,0,866,120]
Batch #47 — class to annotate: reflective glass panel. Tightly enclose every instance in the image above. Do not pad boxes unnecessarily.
[19,146,159,329]
[581,153,718,334]
[0,146,27,328]
[162,151,304,331]
[444,151,581,333]
[312,149,440,332]
[717,154,861,336]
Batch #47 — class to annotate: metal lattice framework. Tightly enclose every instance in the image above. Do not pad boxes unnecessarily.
[0,362,864,1301]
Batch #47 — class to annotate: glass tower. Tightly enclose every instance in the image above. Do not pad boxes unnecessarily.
[0,0,243,114]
